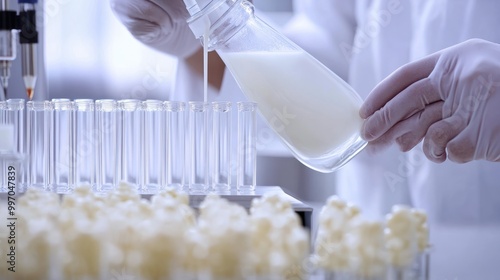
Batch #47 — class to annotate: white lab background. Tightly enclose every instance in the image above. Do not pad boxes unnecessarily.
[5,0,498,279]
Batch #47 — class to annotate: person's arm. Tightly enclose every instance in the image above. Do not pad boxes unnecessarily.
[110,0,226,92]
[361,39,500,163]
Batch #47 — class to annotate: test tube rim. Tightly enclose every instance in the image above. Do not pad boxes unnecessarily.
[142,99,164,111]
[6,99,25,110]
[27,100,53,111]
[73,99,95,111]
[188,101,209,112]
[95,99,118,112]
[212,101,232,112]
[118,99,142,111]
[52,99,73,111]
[164,101,186,112]
[237,101,257,112]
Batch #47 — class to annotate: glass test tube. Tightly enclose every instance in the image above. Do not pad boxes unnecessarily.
[0,101,5,189]
[0,101,5,124]
[165,101,185,190]
[212,101,232,191]
[27,101,53,189]
[118,100,143,189]
[73,99,95,187]
[237,102,257,192]
[143,100,164,191]
[51,99,74,193]
[5,99,26,188]
[188,101,209,192]
[95,99,118,192]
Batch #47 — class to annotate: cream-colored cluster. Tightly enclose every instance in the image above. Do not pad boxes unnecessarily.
[190,194,250,278]
[8,185,309,280]
[385,205,429,268]
[249,192,310,278]
[313,196,360,272]
[314,196,429,278]
[13,183,196,280]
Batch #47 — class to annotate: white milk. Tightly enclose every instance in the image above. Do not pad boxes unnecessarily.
[220,51,363,159]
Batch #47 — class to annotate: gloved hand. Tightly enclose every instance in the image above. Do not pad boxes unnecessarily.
[110,0,200,58]
[360,39,500,163]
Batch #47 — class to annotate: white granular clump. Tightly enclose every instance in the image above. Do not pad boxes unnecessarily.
[385,205,418,268]
[249,192,309,278]
[12,184,310,279]
[345,220,387,278]
[412,209,429,252]
[313,197,429,276]
[314,196,360,272]
[194,194,250,278]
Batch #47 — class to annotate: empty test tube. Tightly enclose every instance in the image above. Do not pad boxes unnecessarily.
[165,101,186,190]
[5,99,26,188]
[212,101,232,191]
[73,99,95,187]
[118,100,143,189]
[0,101,5,124]
[27,100,52,189]
[143,100,164,191]
[95,99,119,191]
[51,98,73,193]
[188,101,209,192]
[0,101,5,190]
[237,102,257,192]
[5,99,25,156]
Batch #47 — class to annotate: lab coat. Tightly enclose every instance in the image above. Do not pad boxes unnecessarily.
[285,0,500,278]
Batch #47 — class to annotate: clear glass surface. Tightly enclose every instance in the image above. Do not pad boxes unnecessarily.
[27,101,52,189]
[51,99,73,193]
[118,99,143,189]
[96,99,119,192]
[237,102,256,191]
[211,101,232,191]
[73,99,95,187]
[188,101,209,192]
[165,101,186,190]
[0,101,5,189]
[143,100,164,191]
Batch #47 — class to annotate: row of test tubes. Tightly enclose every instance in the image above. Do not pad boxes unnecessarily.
[0,98,257,193]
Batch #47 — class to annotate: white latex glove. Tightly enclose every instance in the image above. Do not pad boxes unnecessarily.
[110,0,200,58]
[360,39,500,163]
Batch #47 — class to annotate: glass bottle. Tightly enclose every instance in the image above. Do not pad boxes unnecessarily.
[184,0,366,172]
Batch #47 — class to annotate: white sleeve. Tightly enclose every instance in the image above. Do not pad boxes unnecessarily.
[283,0,357,81]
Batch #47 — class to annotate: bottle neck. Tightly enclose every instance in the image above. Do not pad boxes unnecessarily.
[187,0,253,51]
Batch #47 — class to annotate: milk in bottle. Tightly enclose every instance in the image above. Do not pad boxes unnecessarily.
[184,0,366,172]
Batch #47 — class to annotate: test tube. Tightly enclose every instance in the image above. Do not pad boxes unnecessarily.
[95,99,118,192]
[237,102,257,192]
[212,101,232,191]
[0,101,5,189]
[27,100,53,189]
[118,99,143,190]
[0,101,5,124]
[165,101,186,190]
[188,101,209,192]
[51,98,73,193]
[73,99,95,188]
[5,99,26,188]
[143,100,164,191]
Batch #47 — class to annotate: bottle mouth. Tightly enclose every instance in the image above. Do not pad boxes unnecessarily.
[186,0,243,40]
